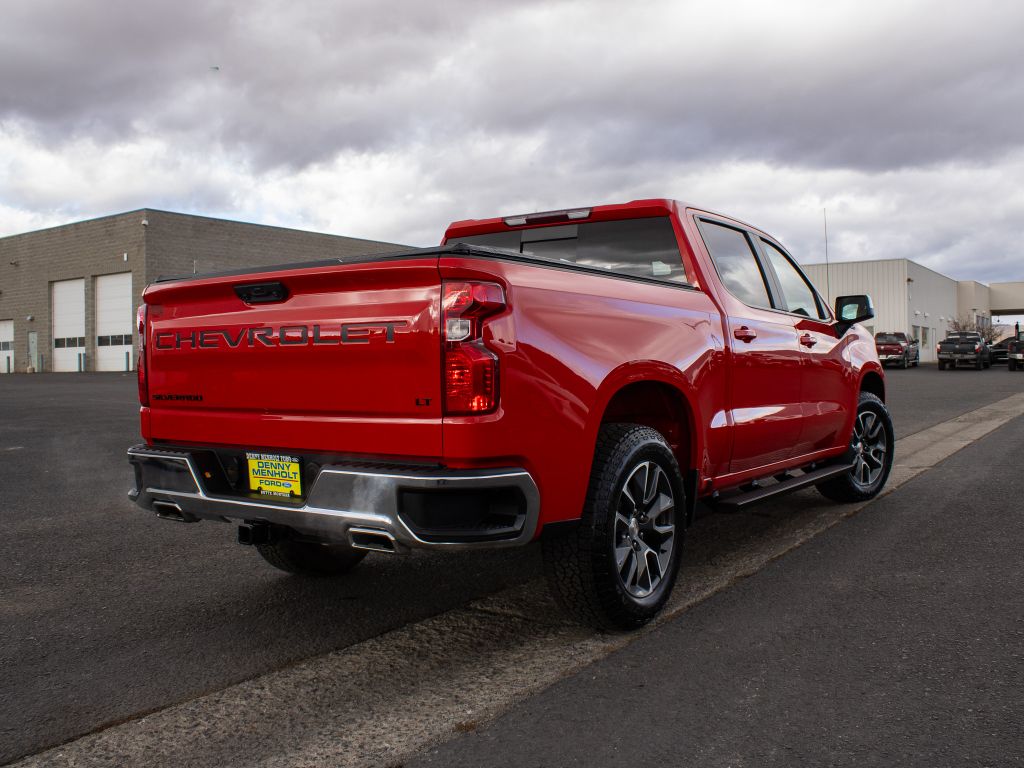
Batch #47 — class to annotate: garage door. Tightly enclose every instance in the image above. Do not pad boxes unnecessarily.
[95,273,134,371]
[52,278,86,372]
[0,320,12,374]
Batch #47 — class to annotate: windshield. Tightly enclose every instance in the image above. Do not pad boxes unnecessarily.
[875,334,902,343]
[451,217,689,286]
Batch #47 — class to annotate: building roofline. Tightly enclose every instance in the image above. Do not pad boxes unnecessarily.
[0,208,411,248]
[140,208,411,248]
[803,256,970,285]
[0,209,149,241]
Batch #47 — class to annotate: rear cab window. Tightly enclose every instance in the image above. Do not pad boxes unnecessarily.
[695,219,773,309]
[450,217,691,286]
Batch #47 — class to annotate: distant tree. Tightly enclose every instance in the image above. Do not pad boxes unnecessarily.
[947,315,1001,343]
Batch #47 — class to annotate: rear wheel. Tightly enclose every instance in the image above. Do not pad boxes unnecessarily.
[938,360,947,371]
[901,354,909,369]
[817,392,894,503]
[543,423,685,630]
[1010,359,1018,372]
[256,537,367,576]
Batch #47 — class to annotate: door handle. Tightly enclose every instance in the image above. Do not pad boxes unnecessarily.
[733,326,757,343]
[799,333,818,348]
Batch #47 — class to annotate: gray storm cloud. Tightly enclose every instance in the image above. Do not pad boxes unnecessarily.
[1,0,1023,284]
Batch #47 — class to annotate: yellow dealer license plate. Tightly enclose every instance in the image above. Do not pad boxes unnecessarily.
[246,452,303,499]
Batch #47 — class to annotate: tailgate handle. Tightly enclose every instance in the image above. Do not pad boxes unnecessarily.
[234,282,289,304]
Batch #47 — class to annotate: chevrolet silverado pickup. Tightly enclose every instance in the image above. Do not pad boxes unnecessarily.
[128,199,893,629]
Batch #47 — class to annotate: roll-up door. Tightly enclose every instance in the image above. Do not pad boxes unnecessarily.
[95,273,134,371]
[52,279,86,372]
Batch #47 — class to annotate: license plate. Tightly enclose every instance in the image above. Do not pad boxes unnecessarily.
[246,452,303,498]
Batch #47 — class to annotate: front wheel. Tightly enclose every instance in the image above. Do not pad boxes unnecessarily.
[817,392,894,503]
[543,423,685,630]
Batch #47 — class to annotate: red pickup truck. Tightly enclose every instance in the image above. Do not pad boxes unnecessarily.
[128,199,892,629]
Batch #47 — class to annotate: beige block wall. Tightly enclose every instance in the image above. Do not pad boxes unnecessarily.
[0,209,411,372]
[0,212,146,372]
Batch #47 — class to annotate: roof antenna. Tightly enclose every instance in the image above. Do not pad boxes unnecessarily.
[823,207,831,306]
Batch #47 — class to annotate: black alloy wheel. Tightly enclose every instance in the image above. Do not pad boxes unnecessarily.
[817,392,894,503]
[543,423,685,630]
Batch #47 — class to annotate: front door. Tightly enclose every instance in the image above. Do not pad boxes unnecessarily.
[757,237,851,455]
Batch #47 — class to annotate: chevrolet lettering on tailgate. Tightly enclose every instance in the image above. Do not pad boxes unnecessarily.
[153,321,409,350]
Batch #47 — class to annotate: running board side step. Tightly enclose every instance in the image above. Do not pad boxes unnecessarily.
[713,462,854,511]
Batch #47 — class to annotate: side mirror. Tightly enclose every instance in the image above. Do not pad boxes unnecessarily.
[834,294,874,335]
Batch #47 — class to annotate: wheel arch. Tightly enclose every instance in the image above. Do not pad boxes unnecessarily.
[590,364,701,478]
[859,369,885,402]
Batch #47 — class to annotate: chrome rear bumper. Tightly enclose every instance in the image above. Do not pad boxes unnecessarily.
[127,445,540,551]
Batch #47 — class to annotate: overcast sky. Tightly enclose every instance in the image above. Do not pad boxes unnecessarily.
[2,0,1023,289]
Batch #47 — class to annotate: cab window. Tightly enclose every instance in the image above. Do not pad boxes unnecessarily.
[698,220,772,309]
[760,239,828,320]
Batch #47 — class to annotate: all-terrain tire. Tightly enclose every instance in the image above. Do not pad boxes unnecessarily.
[542,423,685,631]
[817,392,894,503]
[256,538,367,576]
[938,360,947,370]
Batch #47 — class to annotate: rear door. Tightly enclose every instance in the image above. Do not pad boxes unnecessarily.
[143,256,443,458]
[695,218,804,474]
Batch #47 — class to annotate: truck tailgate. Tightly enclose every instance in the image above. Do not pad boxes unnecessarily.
[142,257,442,458]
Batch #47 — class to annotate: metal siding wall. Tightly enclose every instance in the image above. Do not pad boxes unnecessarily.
[803,259,907,337]
[907,261,958,361]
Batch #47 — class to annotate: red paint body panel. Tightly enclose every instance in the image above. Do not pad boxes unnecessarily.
[143,258,444,458]
[138,198,883,536]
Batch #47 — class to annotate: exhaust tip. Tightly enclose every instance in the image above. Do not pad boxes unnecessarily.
[349,528,398,553]
[152,500,199,523]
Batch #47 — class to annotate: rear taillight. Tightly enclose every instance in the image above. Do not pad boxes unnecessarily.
[442,281,505,415]
[936,344,941,353]
[975,344,981,353]
[137,305,149,407]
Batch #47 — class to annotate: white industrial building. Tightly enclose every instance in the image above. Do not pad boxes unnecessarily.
[802,258,1024,363]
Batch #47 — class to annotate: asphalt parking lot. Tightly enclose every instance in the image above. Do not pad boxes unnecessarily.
[1,363,1022,766]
